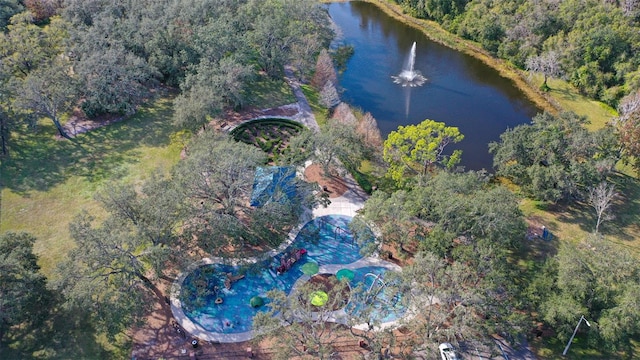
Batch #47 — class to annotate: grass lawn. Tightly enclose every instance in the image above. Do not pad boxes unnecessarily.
[244,75,296,109]
[1,96,182,275]
[530,74,618,130]
[0,96,183,359]
[300,84,329,126]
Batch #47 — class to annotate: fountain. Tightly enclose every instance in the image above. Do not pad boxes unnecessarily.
[392,42,426,87]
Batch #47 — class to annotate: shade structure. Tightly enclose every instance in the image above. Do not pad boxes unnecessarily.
[250,296,264,308]
[310,290,328,306]
[300,261,319,275]
[336,268,355,282]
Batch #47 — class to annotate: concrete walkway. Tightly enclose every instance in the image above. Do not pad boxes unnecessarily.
[284,65,320,132]
[168,68,400,344]
[169,158,398,343]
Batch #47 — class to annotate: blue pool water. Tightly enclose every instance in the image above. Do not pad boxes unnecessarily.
[181,215,403,334]
[347,266,406,324]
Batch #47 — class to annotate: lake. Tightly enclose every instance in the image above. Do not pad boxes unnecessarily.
[327,1,540,171]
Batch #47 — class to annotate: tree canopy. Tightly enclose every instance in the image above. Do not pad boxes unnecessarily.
[490,112,619,202]
[0,232,50,343]
[355,171,528,346]
[395,0,640,106]
[529,235,640,352]
[383,119,464,184]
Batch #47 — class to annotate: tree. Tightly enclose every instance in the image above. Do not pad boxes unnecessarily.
[311,49,337,90]
[587,181,617,234]
[173,57,253,131]
[393,252,493,357]
[314,119,368,177]
[94,174,181,247]
[0,0,22,29]
[536,235,640,351]
[356,112,384,150]
[253,279,350,359]
[24,0,60,22]
[526,51,562,91]
[57,210,172,338]
[15,61,79,139]
[383,119,464,184]
[239,0,332,77]
[0,232,50,343]
[75,45,159,118]
[173,132,318,254]
[490,112,618,202]
[615,91,640,173]
[319,81,340,110]
[0,12,67,77]
[357,171,526,258]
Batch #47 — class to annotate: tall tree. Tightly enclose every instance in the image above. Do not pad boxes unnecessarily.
[173,132,317,254]
[356,112,384,150]
[0,12,67,77]
[75,45,159,118]
[587,181,617,234]
[383,119,464,184]
[536,235,640,351]
[253,279,350,359]
[239,0,332,77]
[0,232,50,343]
[173,57,253,131]
[526,51,562,90]
[0,0,22,29]
[311,49,337,90]
[57,212,172,338]
[490,112,618,202]
[314,118,368,177]
[393,252,499,357]
[15,61,78,139]
[615,91,640,174]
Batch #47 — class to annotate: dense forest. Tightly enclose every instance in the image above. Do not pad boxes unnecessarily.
[395,0,640,106]
[0,0,332,149]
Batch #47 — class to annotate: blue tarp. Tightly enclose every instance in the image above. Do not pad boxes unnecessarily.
[250,166,297,207]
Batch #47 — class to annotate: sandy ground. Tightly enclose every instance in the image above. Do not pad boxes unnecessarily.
[303,164,349,199]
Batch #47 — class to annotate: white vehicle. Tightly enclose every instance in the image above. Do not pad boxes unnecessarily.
[439,342,459,360]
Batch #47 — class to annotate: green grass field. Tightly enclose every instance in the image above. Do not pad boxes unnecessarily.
[0,97,182,359]
[529,74,618,130]
[1,97,183,276]
[0,76,298,359]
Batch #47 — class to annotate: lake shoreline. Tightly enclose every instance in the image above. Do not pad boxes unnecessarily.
[337,0,560,116]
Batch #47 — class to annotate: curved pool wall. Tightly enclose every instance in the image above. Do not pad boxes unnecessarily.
[171,215,404,343]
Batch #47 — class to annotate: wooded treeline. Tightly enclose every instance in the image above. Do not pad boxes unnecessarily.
[394,0,640,105]
[0,0,332,147]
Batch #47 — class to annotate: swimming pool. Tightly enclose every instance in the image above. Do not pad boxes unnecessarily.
[180,215,404,335]
[346,266,406,324]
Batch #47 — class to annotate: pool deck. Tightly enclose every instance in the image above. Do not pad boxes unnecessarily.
[170,164,396,343]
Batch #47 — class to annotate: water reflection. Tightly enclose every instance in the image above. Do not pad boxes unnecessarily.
[328,1,540,171]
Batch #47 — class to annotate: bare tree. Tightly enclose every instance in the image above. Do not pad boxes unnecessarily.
[617,90,640,122]
[311,49,337,90]
[331,102,357,126]
[588,181,617,234]
[526,51,562,90]
[357,112,384,149]
[319,81,340,110]
[621,0,640,17]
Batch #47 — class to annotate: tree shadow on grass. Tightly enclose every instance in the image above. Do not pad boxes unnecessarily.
[535,199,595,235]
[1,306,126,360]
[601,172,640,243]
[530,172,640,244]
[0,97,177,194]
